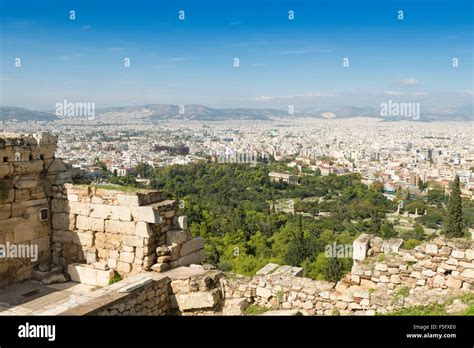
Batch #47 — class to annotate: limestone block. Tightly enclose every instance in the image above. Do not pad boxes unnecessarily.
[52,212,76,231]
[14,178,38,189]
[0,163,13,178]
[151,263,170,272]
[383,238,403,254]
[180,237,205,257]
[169,249,204,268]
[122,235,144,247]
[117,261,132,273]
[374,263,388,272]
[425,244,438,255]
[451,250,465,259]
[52,230,74,243]
[256,287,272,299]
[135,222,153,237]
[76,215,104,232]
[14,188,31,202]
[461,269,474,279]
[104,220,135,235]
[119,251,135,263]
[0,203,12,219]
[33,132,58,146]
[174,289,221,311]
[466,249,474,261]
[69,202,91,216]
[110,205,132,221]
[71,231,94,247]
[223,298,249,315]
[353,234,371,261]
[167,230,190,245]
[13,160,43,174]
[89,204,114,219]
[168,243,180,261]
[446,277,463,289]
[117,194,141,206]
[422,269,436,277]
[130,206,162,223]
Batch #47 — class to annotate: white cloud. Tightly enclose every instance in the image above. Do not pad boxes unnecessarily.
[397,78,420,87]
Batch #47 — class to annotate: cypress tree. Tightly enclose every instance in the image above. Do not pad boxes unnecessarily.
[444,175,464,238]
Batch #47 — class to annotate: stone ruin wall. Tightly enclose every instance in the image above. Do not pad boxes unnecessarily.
[0,131,205,289]
[51,184,205,286]
[222,235,474,315]
[0,132,71,287]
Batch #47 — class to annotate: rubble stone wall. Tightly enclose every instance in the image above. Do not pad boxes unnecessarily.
[222,235,474,315]
[0,132,71,287]
[61,274,170,316]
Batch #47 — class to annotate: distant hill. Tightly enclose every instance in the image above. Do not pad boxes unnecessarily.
[0,106,57,121]
[1,104,472,122]
[97,104,293,120]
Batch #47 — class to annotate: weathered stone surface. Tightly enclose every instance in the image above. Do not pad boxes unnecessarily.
[256,287,272,298]
[76,215,104,232]
[353,234,371,261]
[151,263,170,272]
[256,263,280,276]
[180,237,205,257]
[223,298,249,315]
[174,289,221,311]
[130,206,161,223]
[135,222,152,238]
[425,244,438,255]
[42,273,67,285]
[167,230,190,245]
[452,250,465,259]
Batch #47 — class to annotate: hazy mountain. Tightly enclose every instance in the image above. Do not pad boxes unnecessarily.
[0,106,57,121]
[1,104,472,122]
[97,104,293,120]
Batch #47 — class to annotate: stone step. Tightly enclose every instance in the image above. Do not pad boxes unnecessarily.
[32,265,63,281]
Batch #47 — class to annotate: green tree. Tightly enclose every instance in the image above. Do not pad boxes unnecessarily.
[444,175,465,238]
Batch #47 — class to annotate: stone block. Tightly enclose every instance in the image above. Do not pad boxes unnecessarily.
[256,287,272,299]
[135,222,153,237]
[122,235,144,247]
[68,202,91,216]
[452,250,465,259]
[0,203,12,219]
[117,261,132,273]
[174,289,221,311]
[167,230,190,245]
[104,220,135,235]
[130,206,162,223]
[353,234,371,261]
[71,231,94,247]
[52,212,76,231]
[110,205,132,221]
[180,237,205,257]
[76,215,104,232]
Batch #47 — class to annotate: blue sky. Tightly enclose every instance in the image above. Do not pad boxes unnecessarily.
[0,0,472,110]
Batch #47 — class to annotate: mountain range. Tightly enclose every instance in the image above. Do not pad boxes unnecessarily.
[0,104,472,122]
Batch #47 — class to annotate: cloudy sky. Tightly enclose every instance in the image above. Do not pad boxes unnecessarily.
[0,0,472,111]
